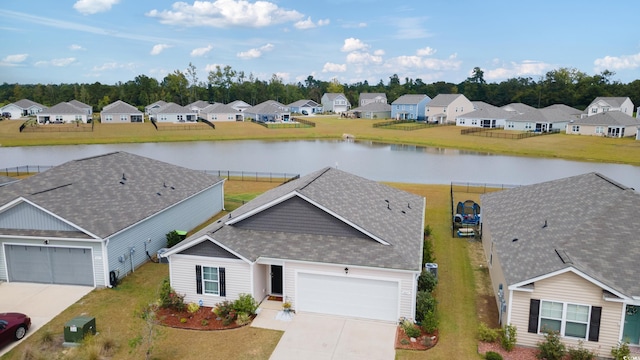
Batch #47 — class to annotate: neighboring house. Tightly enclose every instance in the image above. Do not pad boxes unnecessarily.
[391,94,431,121]
[566,111,640,137]
[348,102,391,119]
[244,100,290,122]
[100,100,143,123]
[145,100,167,116]
[154,102,198,123]
[68,100,93,117]
[505,105,580,133]
[36,102,89,124]
[425,94,473,124]
[288,99,321,115]
[584,97,634,117]
[0,99,47,119]
[0,152,225,287]
[359,93,387,107]
[228,100,252,112]
[162,167,425,322]
[199,103,243,122]
[187,100,211,115]
[480,172,640,354]
[455,102,510,128]
[321,93,351,114]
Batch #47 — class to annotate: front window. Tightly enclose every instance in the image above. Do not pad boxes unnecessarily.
[105,115,113,122]
[177,115,183,121]
[203,266,219,295]
[595,126,604,134]
[540,301,589,338]
[525,122,532,129]
[572,125,580,132]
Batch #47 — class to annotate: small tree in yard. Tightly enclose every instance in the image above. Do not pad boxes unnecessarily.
[129,303,165,360]
[536,330,565,360]
[166,230,182,248]
[417,269,437,293]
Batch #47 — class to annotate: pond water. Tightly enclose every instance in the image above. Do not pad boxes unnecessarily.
[1,140,639,189]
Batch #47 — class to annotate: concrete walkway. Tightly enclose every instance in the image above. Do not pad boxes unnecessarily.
[0,282,93,356]
[252,300,397,360]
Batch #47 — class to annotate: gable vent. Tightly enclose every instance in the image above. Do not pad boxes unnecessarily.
[555,248,573,264]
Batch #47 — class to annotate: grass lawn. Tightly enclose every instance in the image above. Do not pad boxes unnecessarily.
[1,117,639,166]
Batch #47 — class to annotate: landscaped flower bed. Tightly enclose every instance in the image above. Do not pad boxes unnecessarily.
[395,324,438,351]
[156,306,254,331]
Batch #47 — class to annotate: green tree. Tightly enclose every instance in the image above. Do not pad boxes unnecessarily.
[162,70,189,105]
[327,77,344,94]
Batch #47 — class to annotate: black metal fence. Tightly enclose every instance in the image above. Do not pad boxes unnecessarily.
[1,165,53,176]
[156,123,212,131]
[373,120,450,131]
[251,119,315,129]
[461,127,560,139]
[450,181,520,194]
[203,170,300,183]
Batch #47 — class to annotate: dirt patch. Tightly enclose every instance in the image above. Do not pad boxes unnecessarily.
[467,240,500,328]
[478,341,539,360]
[395,327,438,351]
[156,306,252,331]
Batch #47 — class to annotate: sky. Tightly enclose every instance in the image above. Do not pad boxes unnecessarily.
[1,0,639,86]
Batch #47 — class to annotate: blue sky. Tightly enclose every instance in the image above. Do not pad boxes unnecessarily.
[1,0,639,86]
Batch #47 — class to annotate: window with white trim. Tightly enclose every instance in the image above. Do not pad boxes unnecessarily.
[177,115,183,121]
[471,119,478,125]
[572,125,580,132]
[105,115,113,122]
[459,119,465,125]
[540,301,589,338]
[120,115,128,121]
[595,126,604,134]
[202,266,220,295]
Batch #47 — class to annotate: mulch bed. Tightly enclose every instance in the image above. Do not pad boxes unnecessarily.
[395,326,438,351]
[156,306,252,331]
[478,341,539,360]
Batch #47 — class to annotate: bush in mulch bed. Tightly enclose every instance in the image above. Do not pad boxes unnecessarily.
[395,319,438,351]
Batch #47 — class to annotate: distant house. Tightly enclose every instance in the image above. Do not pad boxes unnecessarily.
[288,99,321,115]
[36,102,90,124]
[0,99,47,119]
[566,111,640,137]
[425,94,473,124]
[154,102,198,123]
[100,100,144,123]
[504,104,581,133]
[321,93,351,114]
[68,100,93,116]
[200,103,243,122]
[481,172,640,354]
[391,94,431,121]
[455,102,510,128]
[359,93,387,107]
[228,100,252,112]
[584,97,634,117]
[145,100,167,116]
[348,102,391,119]
[244,100,290,122]
[187,100,211,115]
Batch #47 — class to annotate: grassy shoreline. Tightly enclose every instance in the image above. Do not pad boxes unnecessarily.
[1,117,639,166]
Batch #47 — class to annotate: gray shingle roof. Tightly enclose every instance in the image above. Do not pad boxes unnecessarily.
[184,167,425,271]
[187,100,210,109]
[200,103,238,114]
[428,94,464,107]
[101,100,141,114]
[509,108,573,123]
[572,111,640,126]
[68,100,91,110]
[0,152,223,239]
[359,93,387,100]
[392,94,428,105]
[246,100,288,115]
[13,99,46,109]
[351,102,391,112]
[481,173,640,298]
[458,104,512,119]
[502,103,537,114]
[39,102,86,115]
[323,93,347,101]
[288,99,319,107]
[156,102,192,114]
[589,97,630,108]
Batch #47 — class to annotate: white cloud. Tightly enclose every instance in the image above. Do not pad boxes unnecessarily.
[91,62,135,71]
[2,54,28,64]
[204,63,224,72]
[146,0,304,28]
[346,52,383,65]
[237,43,274,59]
[275,72,290,82]
[484,60,553,80]
[416,46,436,56]
[341,38,369,52]
[73,0,120,15]
[294,16,330,30]
[191,44,213,57]
[373,49,385,56]
[386,55,461,71]
[394,17,431,39]
[322,62,347,73]
[594,52,640,71]
[69,44,85,51]
[35,57,77,67]
[151,44,171,55]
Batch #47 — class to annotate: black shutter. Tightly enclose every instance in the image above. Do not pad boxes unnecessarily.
[528,299,540,333]
[196,265,202,294]
[219,268,226,297]
[588,306,602,342]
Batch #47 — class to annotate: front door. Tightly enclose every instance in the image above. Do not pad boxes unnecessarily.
[623,305,640,345]
[270,265,283,295]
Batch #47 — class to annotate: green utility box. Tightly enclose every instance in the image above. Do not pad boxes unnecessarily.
[63,316,96,346]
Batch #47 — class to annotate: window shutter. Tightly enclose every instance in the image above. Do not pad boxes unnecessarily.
[528,299,540,333]
[219,267,226,297]
[196,265,202,295]
[588,306,601,342]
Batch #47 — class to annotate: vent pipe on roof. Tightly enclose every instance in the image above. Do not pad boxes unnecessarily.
[122,173,126,181]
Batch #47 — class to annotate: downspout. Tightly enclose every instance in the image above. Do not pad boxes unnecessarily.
[506,289,514,325]
[102,238,110,288]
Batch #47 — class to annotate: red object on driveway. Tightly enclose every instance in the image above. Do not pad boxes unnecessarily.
[0,312,31,347]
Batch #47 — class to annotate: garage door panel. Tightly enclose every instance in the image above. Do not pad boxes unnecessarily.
[50,247,94,285]
[297,272,399,322]
[5,245,94,286]
[6,245,51,283]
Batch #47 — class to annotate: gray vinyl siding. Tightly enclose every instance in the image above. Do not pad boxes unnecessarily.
[234,196,368,238]
[106,183,224,281]
[169,254,251,307]
[180,240,239,259]
[0,202,78,231]
[0,237,103,286]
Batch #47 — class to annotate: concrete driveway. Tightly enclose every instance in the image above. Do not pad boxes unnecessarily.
[0,282,93,356]
[252,301,397,360]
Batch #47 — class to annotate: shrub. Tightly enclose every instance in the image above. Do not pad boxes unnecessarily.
[567,341,597,360]
[180,318,187,323]
[233,294,258,315]
[415,290,437,323]
[421,310,438,334]
[536,330,565,360]
[610,340,630,360]
[166,230,182,248]
[158,278,185,311]
[485,351,503,360]
[500,324,517,352]
[417,269,437,293]
[478,322,499,342]
[201,319,209,327]
[404,324,421,338]
[235,312,251,326]
[187,302,200,314]
[400,338,410,345]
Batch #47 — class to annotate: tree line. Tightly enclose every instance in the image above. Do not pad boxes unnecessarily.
[1,64,638,113]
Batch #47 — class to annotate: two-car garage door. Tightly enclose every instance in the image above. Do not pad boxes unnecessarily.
[296,272,399,322]
[5,244,94,286]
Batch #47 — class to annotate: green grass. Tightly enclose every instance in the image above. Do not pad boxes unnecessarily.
[1,117,639,166]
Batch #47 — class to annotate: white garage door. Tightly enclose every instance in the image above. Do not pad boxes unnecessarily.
[296,272,399,322]
[5,244,94,286]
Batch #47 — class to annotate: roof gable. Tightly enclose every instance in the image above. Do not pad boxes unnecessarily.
[179,238,240,259]
[392,94,428,105]
[41,102,86,115]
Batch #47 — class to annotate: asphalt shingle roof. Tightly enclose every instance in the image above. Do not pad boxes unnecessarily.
[156,102,192,114]
[481,173,640,298]
[0,152,223,239]
[392,94,428,105]
[572,111,640,126]
[428,94,464,107]
[13,99,46,109]
[246,100,288,115]
[39,102,86,115]
[351,102,391,112]
[101,100,141,114]
[185,167,425,271]
[589,97,630,108]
